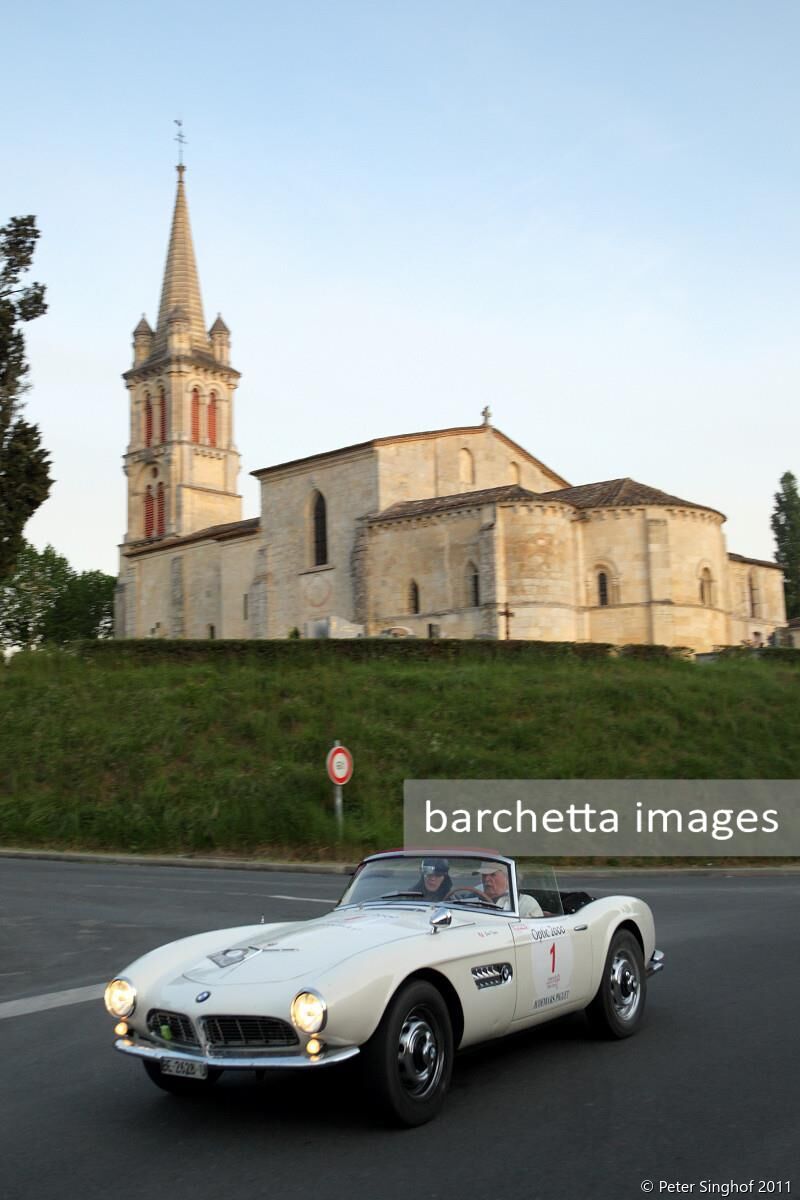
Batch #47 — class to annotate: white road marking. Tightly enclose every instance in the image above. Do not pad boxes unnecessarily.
[0,983,104,1020]
[264,894,333,905]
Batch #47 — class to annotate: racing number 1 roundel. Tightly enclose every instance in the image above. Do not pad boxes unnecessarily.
[531,928,574,1009]
[326,745,353,786]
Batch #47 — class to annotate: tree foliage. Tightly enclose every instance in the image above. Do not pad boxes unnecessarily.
[771,471,800,621]
[0,216,52,580]
[0,541,115,649]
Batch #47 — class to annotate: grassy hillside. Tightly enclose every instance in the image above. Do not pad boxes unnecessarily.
[1,644,799,859]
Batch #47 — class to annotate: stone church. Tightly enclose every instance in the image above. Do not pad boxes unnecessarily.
[115,168,786,652]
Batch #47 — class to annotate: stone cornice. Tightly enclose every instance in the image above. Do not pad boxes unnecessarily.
[123,355,240,385]
[368,495,575,530]
[122,515,259,558]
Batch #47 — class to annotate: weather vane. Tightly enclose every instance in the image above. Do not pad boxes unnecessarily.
[174,119,187,166]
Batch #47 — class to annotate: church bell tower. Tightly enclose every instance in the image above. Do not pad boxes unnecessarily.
[122,164,242,545]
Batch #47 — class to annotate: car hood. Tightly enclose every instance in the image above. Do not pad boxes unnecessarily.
[181,907,436,985]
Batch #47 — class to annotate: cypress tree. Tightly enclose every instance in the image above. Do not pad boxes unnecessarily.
[0,216,52,580]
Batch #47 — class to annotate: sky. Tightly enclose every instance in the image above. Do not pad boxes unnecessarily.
[4,0,800,575]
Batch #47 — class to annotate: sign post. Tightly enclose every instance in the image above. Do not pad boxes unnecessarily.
[326,741,354,838]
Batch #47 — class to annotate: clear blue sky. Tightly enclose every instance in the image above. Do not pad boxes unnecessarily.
[4,0,800,574]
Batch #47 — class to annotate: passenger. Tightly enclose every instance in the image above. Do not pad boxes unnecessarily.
[479,862,543,918]
[413,858,453,902]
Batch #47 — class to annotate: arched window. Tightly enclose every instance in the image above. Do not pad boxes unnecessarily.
[144,486,154,537]
[312,491,327,566]
[699,567,713,607]
[466,561,480,607]
[156,482,165,536]
[409,580,420,614]
[598,572,609,607]
[159,388,167,444]
[191,388,200,443]
[144,394,152,447]
[208,391,217,447]
[458,447,475,488]
[748,571,760,618]
[509,461,520,485]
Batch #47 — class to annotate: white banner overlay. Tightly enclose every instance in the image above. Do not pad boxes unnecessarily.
[404,780,800,856]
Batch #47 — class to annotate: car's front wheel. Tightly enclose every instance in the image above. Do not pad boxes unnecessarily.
[142,1059,222,1097]
[362,980,453,1127]
[586,928,647,1038]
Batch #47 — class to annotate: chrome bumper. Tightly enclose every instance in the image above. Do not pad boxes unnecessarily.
[646,949,665,977]
[114,1036,360,1070]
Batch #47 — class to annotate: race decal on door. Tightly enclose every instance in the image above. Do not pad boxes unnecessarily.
[531,925,573,1009]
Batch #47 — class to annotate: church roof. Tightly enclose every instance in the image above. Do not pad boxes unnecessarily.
[123,517,259,557]
[370,475,729,526]
[134,315,153,335]
[252,424,569,487]
[538,477,725,518]
[210,314,230,334]
[151,166,209,357]
[371,484,541,523]
[728,552,782,571]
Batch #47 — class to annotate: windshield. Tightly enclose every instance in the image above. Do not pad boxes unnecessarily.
[337,855,564,916]
[338,856,507,910]
[338,859,568,912]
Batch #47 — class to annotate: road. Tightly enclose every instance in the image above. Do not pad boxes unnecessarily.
[0,858,796,1200]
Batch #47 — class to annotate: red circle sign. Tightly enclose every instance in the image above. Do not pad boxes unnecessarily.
[326,745,353,786]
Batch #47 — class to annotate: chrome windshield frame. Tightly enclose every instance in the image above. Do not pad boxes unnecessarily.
[336,850,522,918]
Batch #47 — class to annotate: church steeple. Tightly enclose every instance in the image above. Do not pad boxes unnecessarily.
[121,163,242,549]
[152,165,208,357]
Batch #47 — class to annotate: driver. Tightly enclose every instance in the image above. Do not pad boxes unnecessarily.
[413,858,453,902]
[479,862,543,918]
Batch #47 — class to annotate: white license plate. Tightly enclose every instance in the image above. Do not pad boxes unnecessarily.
[161,1058,208,1080]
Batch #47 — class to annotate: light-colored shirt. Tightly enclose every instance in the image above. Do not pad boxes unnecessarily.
[493,891,544,918]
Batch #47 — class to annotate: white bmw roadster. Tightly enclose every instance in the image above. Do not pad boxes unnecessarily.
[105,850,664,1125]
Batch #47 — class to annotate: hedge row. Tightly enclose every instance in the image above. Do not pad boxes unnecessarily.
[63,637,717,666]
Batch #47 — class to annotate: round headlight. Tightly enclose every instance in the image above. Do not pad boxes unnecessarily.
[291,991,327,1033]
[104,978,137,1019]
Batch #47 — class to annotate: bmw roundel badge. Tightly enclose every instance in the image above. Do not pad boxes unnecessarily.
[196,991,211,1003]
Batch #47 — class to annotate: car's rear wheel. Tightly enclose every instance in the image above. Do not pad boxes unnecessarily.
[585,928,646,1039]
[142,1059,222,1097]
[362,980,453,1127]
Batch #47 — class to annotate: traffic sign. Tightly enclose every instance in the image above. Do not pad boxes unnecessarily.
[326,744,353,786]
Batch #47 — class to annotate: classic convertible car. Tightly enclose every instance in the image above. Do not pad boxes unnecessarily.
[104,851,664,1125]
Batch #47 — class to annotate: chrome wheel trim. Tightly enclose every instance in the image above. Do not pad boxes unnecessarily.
[609,949,642,1022]
[396,1006,444,1098]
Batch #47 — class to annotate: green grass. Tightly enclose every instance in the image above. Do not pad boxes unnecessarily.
[1,646,799,858]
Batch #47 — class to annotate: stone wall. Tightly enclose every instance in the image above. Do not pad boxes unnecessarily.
[497,502,578,640]
[727,559,786,645]
[376,426,564,509]
[121,531,259,639]
[258,448,379,638]
[365,504,489,636]
[578,505,732,651]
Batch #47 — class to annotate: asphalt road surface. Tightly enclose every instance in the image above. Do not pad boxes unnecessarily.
[1,857,797,1200]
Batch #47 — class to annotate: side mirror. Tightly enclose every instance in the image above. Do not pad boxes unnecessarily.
[430,906,452,934]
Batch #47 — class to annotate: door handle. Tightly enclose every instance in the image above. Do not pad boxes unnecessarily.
[574,924,588,931]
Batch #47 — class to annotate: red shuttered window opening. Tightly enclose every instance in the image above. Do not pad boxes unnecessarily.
[208,392,217,447]
[144,486,154,537]
[156,482,165,536]
[144,395,152,447]
[159,390,167,443]
[191,388,200,442]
